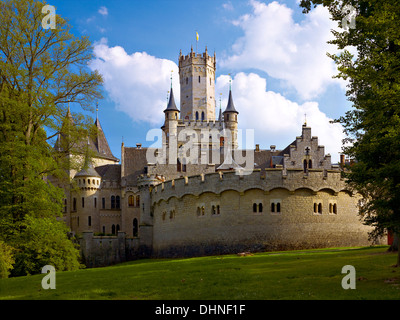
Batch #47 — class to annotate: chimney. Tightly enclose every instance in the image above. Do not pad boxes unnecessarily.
[340,154,345,167]
[136,143,142,149]
[270,145,276,152]
[255,144,260,152]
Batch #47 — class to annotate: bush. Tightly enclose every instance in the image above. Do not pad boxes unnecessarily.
[11,215,82,276]
[0,241,15,278]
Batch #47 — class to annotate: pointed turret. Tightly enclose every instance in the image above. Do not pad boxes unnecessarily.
[163,87,179,113]
[223,89,238,115]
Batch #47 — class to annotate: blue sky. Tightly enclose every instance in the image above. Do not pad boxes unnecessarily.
[50,0,351,163]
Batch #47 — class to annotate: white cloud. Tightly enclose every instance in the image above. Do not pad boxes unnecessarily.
[89,38,179,126]
[220,0,343,100]
[216,72,345,162]
[98,6,108,16]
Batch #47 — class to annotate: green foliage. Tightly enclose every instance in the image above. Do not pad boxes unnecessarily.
[0,241,14,278]
[11,216,81,276]
[0,0,103,275]
[299,0,400,263]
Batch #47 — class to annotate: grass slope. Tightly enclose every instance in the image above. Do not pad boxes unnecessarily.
[0,246,399,300]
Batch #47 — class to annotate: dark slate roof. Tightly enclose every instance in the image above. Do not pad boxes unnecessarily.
[223,89,238,114]
[93,117,119,162]
[122,147,152,186]
[164,87,179,113]
[75,161,101,178]
[95,164,121,182]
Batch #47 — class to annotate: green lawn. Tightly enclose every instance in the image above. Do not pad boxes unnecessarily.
[0,246,399,300]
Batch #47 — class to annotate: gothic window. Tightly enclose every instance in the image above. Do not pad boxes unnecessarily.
[88,216,91,227]
[73,198,76,211]
[201,112,205,121]
[112,224,116,235]
[136,195,140,207]
[212,205,216,215]
[133,218,138,237]
[196,111,199,121]
[333,203,337,214]
[94,197,97,208]
[318,203,322,214]
[111,195,115,209]
[128,195,134,207]
[253,203,257,213]
[116,196,120,209]
[102,197,105,209]
[259,203,263,213]
[81,197,85,208]
[177,158,182,172]
[277,202,281,213]
[271,202,275,213]
[201,206,205,216]
[303,159,308,173]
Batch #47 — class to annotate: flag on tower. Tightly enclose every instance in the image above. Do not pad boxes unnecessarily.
[196,32,199,42]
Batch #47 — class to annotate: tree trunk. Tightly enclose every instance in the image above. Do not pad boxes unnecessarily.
[388,233,399,267]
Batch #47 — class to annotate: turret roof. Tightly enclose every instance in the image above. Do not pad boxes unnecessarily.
[164,87,179,113]
[223,89,238,114]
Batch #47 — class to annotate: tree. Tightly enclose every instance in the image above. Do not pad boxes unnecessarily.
[0,0,103,275]
[299,0,400,266]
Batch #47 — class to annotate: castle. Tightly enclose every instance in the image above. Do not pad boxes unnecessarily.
[55,47,379,267]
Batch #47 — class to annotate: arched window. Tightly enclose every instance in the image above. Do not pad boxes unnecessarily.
[196,111,199,121]
[116,224,120,233]
[303,159,308,173]
[318,203,322,214]
[94,197,97,208]
[253,203,257,213]
[73,198,76,211]
[81,197,85,208]
[329,203,333,213]
[259,203,263,213]
[217,205,220,215]
[212,205,216,215]
[333,203,337,214]
[111,195,116,209]
[201,112,205,121]
[133,218,138,237]
[128,195,134,207]
[112,224,116,235]
[88,216,91,226]
[277,202,281,213]
[201,206,205,216]
[309,160,312,169]
[116,196,120,209]
[314,203,317,213]
[136,195,140,207]
[271,203,275,213]
[102,197,105,209]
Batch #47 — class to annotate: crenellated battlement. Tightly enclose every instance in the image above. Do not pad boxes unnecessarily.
[150,167,347,205]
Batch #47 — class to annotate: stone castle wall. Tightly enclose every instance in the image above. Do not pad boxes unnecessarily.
[149,169,378,257]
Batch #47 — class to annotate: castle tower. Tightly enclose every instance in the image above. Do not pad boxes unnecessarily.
[162,86,179,147]
[72,150,101,233]
[223,88,239,150]
[179,46,216,121]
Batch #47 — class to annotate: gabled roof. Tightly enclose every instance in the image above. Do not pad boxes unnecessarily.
[93,116,119,162]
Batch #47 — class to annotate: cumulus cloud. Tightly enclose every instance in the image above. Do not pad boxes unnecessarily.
[216,72,345,162]
[89,38,179,125]
[219,0,343,100]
